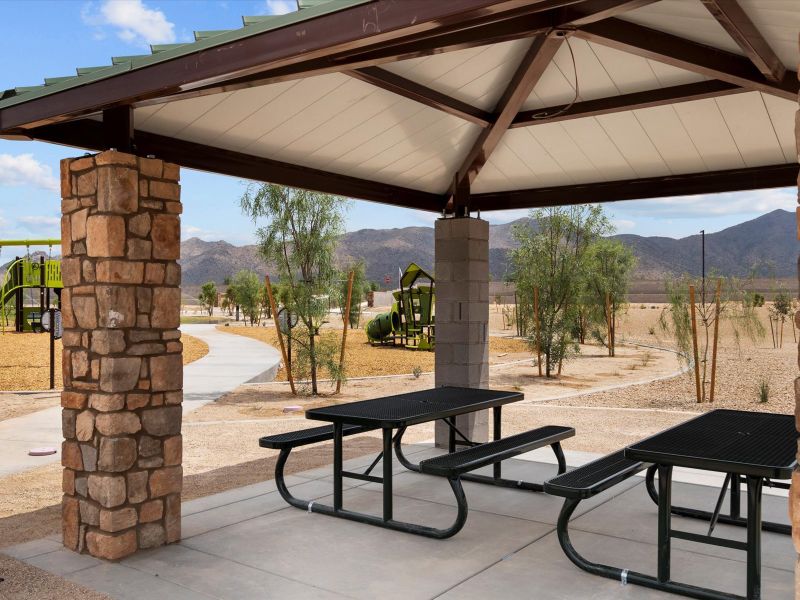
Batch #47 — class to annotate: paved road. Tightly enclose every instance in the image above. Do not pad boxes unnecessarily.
[0,324,280,478]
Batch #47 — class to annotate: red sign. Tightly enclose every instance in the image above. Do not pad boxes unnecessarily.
[384,275,391,284]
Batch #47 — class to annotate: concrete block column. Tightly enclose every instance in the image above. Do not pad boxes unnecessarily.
[60,150,183,560]
[434,217,489,448]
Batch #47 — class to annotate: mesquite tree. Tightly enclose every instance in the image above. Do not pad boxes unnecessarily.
[241,184,349,394]
[510,206,612,377]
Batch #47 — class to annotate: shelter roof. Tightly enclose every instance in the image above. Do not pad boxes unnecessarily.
[1,0,797,213]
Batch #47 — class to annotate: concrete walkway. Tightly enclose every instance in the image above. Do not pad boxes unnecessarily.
[7,445,792,599]
[0,324,279,478]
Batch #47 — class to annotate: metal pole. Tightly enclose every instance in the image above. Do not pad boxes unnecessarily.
[689,285,702,403]
[49,308,55,390]
[657,464,672,583]
[39,256,45,331]
[383,427,393,521]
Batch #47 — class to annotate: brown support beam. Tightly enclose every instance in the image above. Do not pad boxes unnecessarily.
[558,0,656,26]
[346,67,493,127]
[30,119,442,212]
[573,19,798,100]
[470,164,799,210]
[511,80,744,127]
[449,31,566,207]
[102,105,134,153]
[700,0,786,83]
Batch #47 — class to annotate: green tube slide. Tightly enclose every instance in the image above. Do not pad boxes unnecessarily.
[365,309,400,342]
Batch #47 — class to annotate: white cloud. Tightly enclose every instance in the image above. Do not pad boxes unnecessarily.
[612,218,635,232]
[617,188,796,218]
[82,0,176,46]
[0,154,59,192]
[265,0,294,15]
[19,216,61,227]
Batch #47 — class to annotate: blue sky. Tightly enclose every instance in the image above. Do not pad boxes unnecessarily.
[0,0,796,248]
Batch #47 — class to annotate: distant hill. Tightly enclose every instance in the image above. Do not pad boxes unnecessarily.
[179,209,799,286]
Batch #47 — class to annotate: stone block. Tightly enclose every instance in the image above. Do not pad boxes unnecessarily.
[164,263,181,285]
[89,393,125,412]
[96,260,144,284]
[97,166,138,213]
[63,495,80,551]
[96,412,141,436]
[60,257,81,287]
[79,499,100,526]
[150,180,180,201]
[75,476,88,497]
[127,471,148,504]
[62,409,77,439]
[63,468,76,495]
[127,238,152,260]
[149,465,182,497]
[150,354,183,392]
[76,170,97,196]
[95,150,137,167]
[151,287,181,328]
[98,436,138,472]
[138,522,166,549]
[86,215,126,257]
[70,208,89,241]
[96,285,136,328]
[152,214,181,260]
[791,469,800,552]
[82,260,96,282]
[71,350,89,379]
[90,330,125,355]
[127,393,151,410]
[163,162,180,181]
[138,157,163,178]
[81,444,98,472]
[164,493,181,543]
[100,507,138,533]
[141,406,182,437]
[62,441,83,470]
[136,287,152,313]
[88,474,126,508]
[99,357,142,392]
[140,499,163,523]
[164,391,182,405]
[75,411,94,441]
[163,435,182,466]
[128,212,151,237]
[86,529,137,560]
[139,436,161,458]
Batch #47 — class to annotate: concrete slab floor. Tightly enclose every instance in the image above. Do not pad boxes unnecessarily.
[6,444,793,600]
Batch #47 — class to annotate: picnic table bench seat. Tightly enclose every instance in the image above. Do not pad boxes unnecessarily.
[420,426,573,478]
[544,450,645,499]
[259,424,374,450]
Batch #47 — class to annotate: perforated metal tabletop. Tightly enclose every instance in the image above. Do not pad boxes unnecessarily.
[305,386,523,428]
[626,409,797,479]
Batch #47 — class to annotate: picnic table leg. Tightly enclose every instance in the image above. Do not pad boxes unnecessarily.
[334,422,343,511]
[746,476,763,599]
[493,406,502,480]
[656,464,672,584]
[383,427,393,521]
[447,417,456,453]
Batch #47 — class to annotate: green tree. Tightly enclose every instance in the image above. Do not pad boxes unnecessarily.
[510,205,611,377]
[198,281,217,317]
[241,184,349,394]
[582,239,636,356]
[230,270,262,326]
[769,290,791,349]
[340,261,367,329]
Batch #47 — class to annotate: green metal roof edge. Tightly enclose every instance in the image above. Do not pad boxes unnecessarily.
[0,0,372,112]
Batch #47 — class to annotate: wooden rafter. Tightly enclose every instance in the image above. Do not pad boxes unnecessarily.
[470,164,799,210]
[346,67,493,127]
[29,119,442,212]
[449,32,565,209]
[511,80,744,128]
[700,0,786,83]
[574,18,798,100]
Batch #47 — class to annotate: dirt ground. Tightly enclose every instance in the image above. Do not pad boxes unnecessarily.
[0,332,208,397]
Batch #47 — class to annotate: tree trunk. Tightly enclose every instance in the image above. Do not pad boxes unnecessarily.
[309,330,318,395]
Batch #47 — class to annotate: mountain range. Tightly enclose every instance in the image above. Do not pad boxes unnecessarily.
[179,209,798,286]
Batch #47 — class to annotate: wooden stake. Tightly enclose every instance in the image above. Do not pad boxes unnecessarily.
[265,275,295,395]
[605,292,612,357]
[336,271,355,394]
[689,285,702,403]
[709,279,721,403]
[534,287,542,377]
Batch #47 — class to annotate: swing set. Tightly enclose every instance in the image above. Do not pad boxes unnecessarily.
[0,239,62,333]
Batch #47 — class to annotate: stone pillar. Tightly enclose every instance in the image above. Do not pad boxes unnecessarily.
[60,150,183,560]
[434,216,489,447]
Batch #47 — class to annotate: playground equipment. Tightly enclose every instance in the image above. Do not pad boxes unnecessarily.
[364,263,435,351]
[0,240,62,333]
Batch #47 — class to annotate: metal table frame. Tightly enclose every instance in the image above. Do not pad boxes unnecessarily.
[278,387,565,538]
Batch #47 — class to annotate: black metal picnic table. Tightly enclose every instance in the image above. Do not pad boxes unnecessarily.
[270,386,572,538]
[624,409,797,600]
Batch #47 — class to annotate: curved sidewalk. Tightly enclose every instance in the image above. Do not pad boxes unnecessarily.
[0,324,280,478]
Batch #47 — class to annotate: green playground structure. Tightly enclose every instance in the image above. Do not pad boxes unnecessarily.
[364,263,435,351]
[0,240,63,333]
